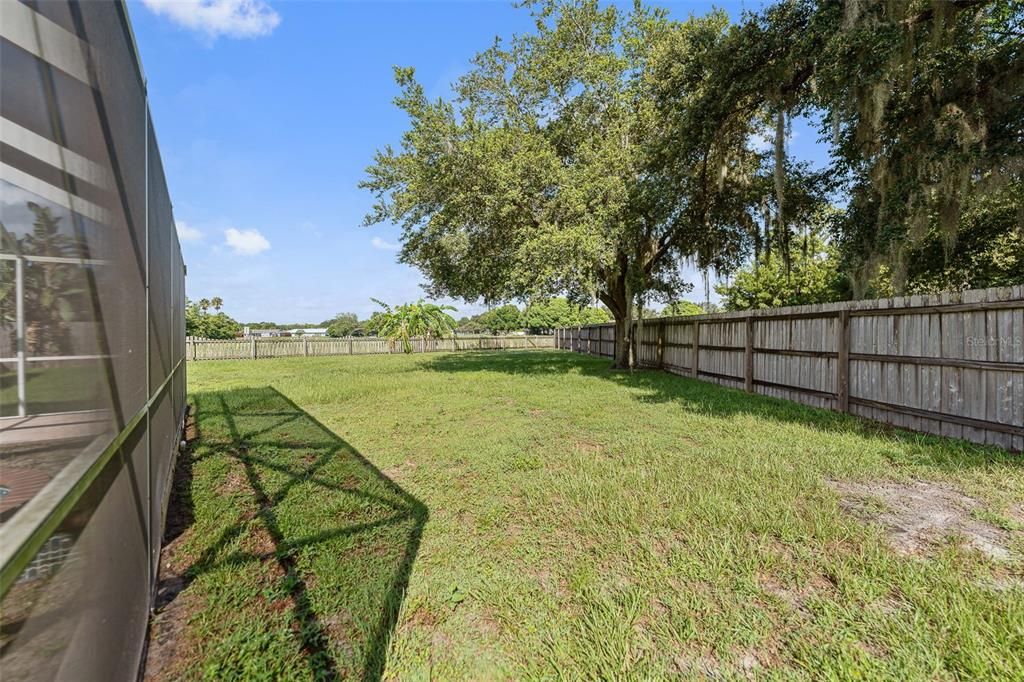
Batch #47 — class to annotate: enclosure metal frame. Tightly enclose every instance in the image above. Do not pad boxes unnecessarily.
[0,6,187,666]
[0,252,110,418]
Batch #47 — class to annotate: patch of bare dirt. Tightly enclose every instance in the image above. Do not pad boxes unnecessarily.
[673,648,720,678]
[242,524,277,557]
[404,604,439,629]
[383,459,417,479]
[320,607,358,646]
[757,572,836,619]
[217,464,248,496]
[145,411,200,680]
[144,587,202,681]
[830,480,1017,561]
[573,439,602,454]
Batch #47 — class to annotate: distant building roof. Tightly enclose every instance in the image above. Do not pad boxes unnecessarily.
[290,328,328,334]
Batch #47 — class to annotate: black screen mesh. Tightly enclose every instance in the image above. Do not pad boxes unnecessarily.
[1,2,186,678]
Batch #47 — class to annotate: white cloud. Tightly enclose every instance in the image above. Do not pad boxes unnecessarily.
[224,227,270,255]
[176,220,204,241]
[141,0,281,39]
[371,236,400,251]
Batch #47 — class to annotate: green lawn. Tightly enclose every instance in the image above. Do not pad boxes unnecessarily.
[150,350,1023,680]
[0,364,105,416]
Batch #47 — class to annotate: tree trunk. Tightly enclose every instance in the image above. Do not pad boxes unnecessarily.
[613,315,627,368]
[600,259,636,370]
[609,281,634,370]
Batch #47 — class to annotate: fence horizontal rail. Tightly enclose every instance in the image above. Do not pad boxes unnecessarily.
[186,335,555,360]
[556,285,1024,452]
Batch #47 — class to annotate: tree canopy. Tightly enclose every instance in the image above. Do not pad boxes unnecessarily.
[716,234,851,311]
[523,297,612,331]
[363,0,734,367]
[477,305,523,334]
[659,301,704,317]
[364,0,1023,367]
[896,181,1024,293]
[186,298,241,339]
[325,312,362,337]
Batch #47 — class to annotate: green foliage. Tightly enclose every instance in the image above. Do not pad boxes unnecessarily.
[577,305,613,326]
[715,0,1024,291]
[898,181,1024,294]
[186,298,241,339]
[456,316,487,334]
[523,297,613,331]
[363,0,1022,365]
[824,0,1023,289]
[649,0,1022,293]
[370,298,457,353]
[659,301,703,317]
[1,203,88,355]
[477,305,523,334]
[715,235,851,311]
[325,312,362,338]
[521,301,560,333]
[362,1,748,367]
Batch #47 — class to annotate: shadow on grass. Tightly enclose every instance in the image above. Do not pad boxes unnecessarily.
[154,387,427,681]
[424,350,1021,468]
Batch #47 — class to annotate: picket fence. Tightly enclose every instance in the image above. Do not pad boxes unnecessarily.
[187,335,555,361]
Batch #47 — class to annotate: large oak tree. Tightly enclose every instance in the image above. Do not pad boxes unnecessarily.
[362,1,757,368]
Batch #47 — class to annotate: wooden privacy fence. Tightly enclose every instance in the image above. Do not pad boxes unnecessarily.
[556,286,1024,451]
[187,335,555,361]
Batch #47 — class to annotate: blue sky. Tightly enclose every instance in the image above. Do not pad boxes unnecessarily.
[129,0,828,323]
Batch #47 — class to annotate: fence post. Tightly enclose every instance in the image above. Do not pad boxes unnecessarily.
[303,338,309,356]
[626,319,634,364]
[251,338,257,360]
[657,321,665,369]
[836,308,850,412]
[744,316,754,393]
[691,321,700,378]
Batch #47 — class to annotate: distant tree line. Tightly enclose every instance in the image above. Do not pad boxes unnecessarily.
[455,299,610,335]
[190,295,715,340]
[456,297,712,334]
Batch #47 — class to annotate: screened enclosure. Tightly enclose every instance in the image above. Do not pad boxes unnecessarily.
[0,1,186,678]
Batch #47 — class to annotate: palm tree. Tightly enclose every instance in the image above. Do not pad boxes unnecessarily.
[370,298,457,353]
[2,204,84,356]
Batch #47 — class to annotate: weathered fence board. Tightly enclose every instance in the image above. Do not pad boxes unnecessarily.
[187,335,555,362]
[558,286,1024,451]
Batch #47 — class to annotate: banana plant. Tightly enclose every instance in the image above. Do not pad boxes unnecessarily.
[370,298,457,353]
